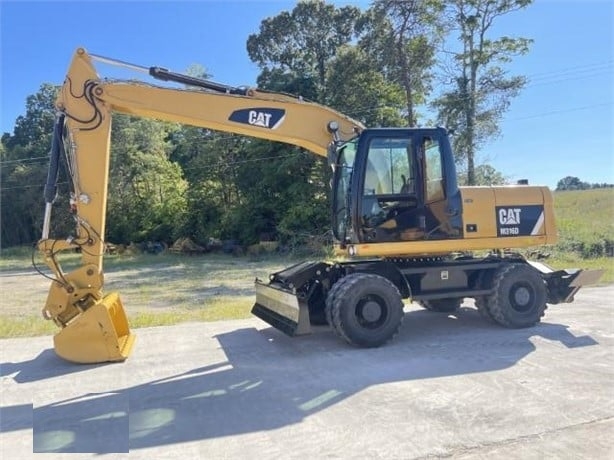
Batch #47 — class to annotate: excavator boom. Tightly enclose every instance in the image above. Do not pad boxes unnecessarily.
[39,48,362,363]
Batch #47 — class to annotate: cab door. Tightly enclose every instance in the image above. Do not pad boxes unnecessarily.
[351,128,462,244]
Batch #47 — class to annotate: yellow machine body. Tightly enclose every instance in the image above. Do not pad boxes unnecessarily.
[336,185,557,258]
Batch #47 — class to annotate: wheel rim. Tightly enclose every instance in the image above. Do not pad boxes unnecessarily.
[509,282,534,313]
[356,295,387,329]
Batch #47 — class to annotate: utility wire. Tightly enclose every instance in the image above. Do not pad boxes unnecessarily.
[0,151,306,191]
[524,60,612,80]
[0,181,68,192]
[505,102,613,122]
[3,99,611,192]
[0,155,50,165]
[2,61,612,173]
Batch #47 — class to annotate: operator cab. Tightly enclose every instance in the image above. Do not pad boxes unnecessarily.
[331,127,462,245]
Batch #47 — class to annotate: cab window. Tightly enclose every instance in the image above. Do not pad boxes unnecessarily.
[364,137,413,195]
[424,137,445,203]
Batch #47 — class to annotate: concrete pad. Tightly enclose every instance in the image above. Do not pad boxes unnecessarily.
[1,287,613,459]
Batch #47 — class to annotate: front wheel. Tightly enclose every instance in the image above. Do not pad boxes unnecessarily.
[327,273,404,348]
[487,263,547,328]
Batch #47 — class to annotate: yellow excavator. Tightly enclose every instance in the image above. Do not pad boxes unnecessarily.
[38,48,602,363]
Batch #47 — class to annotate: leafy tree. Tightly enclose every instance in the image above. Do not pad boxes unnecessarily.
[0,156,50,247]
[358,0,444,126]
[325,46,406,127]
[210,138,332,245]
[243,1,368,246]
[4,83,59,155]
[256,68,319,101]
[1,84,68,248]
[246,0,361,101]
[106,115,187,244]
[457,163,507,185]
[433,0,532,185]
[556,176,589,191]
[168,124,254,244]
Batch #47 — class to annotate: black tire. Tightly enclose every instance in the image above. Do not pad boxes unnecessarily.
[325,277,345,327]
[418,298,462,313]
[487,263,547,328]
[328,273,404,347]
[474,296,496,322]
[474,270,496,322]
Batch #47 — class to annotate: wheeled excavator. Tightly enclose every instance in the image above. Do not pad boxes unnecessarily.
[38,48,603,363]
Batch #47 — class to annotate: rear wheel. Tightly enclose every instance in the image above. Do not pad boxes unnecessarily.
[328,273,404,347]
[418,298,462,313]
[487,263,547,328]
[474,296,495,322]
[474,271,495,322]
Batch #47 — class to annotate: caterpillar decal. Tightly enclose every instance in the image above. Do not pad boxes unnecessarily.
[496,205,545,236]
[229,108,286,129]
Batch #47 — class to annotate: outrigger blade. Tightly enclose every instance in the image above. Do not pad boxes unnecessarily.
[53,292,135,364]
[562,268,605,302]
[528,261,605,304]
[252,261,330,336]
[252,280,311,336]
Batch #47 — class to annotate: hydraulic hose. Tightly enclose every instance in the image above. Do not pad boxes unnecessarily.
[42,114,65,238]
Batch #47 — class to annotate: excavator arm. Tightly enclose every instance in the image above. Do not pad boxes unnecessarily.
[39,48,363,363]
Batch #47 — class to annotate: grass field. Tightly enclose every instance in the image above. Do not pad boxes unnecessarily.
[553,188,614,258]
[1,189,612,338]
[0,249,294,338]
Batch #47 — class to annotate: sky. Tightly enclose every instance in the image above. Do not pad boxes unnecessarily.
[1,0,612,189]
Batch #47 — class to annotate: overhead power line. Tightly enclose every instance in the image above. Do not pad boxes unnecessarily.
[0,155,49,165]
[505,102,613,122]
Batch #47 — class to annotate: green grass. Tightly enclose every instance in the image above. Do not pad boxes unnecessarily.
[0,252,294,338]
[553,188,614,258]
[0,297,254,338]
[546,255,613,284]
[0,245,39,270]
[0,315,57,338]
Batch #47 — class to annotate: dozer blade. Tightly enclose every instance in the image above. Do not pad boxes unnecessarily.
[562,268,605,303]
[53,292,135,364]
[252,279,312,337]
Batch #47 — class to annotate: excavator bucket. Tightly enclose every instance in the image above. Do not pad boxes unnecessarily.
[53,292,135,364]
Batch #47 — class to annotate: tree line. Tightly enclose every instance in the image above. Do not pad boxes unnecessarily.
[1,0,532,250]
[555,176,614,191]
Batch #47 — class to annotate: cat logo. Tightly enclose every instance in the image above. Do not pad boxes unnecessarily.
[228,108,286,130]
[499,208,521,225]
[496,205,544,237]
[249,111,273,128]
